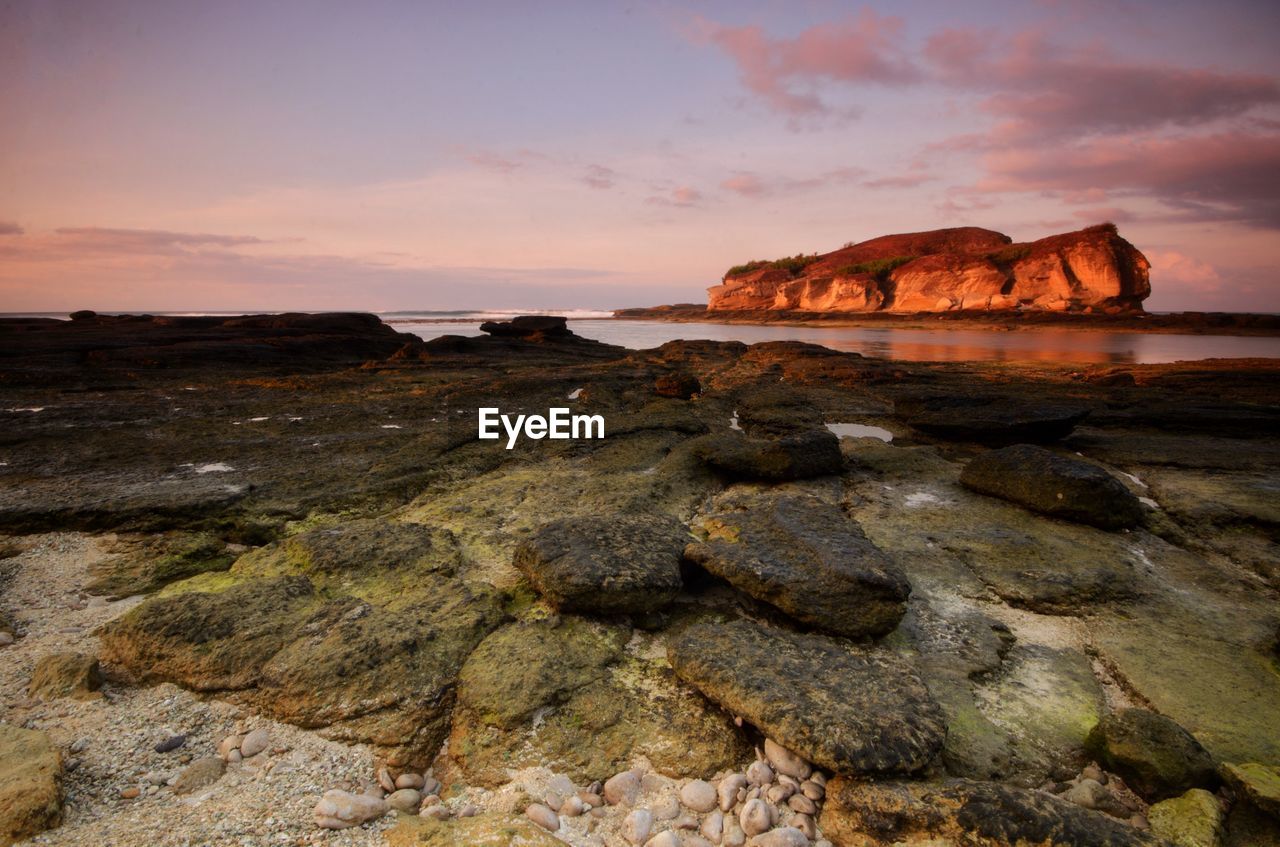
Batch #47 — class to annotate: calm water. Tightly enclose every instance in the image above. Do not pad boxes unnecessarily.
[386,316,1280,365]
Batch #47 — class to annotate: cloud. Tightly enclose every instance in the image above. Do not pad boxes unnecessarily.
[582,164,617,190]
[975,129,1280,227]
[719,167,868,198]
[466,151,523,173]
[1146,249,1223,294]
[646,186,703,207]
[691,11,919,119]
[0,221,22,235]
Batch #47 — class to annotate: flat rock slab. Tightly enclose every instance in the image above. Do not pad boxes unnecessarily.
[961,444,1143,529]
[514,514,688,615]
[898,395,1090,445]
[668,618,945,775]
[692,428,842,481]
[0,725,63,846]
[686,494,910,637]
[819,777,1167,847]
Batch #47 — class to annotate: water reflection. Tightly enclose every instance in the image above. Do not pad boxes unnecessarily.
[387,318,1280,365]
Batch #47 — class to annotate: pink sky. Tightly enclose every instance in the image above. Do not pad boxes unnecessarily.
[2,1,1278,312]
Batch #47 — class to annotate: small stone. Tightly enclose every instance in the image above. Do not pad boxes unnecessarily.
[153,734,186,754]
[561,796,585,817]
[766,783,794,805]
[686,838,715,847]
[580,791,603,807]
[386,788,421,813]
[1081,763,1106,784]
[793,812,816,839]
[545,792,564,811]
[421,776,441,796]
[240,727,270,758]
[702,809,725,843]
[548,774,577,796]
[395,773,424,790]
[459,804,479,818]
[605,771,642,806]
[172,757,225,795]
[750,827,809,847]
[0,632,13,646]
[724,816,747,847]
[746,761,773,787]
[644,832,681,847]
[120,787,141,799]
[314,790,388,829]
[674,813,700,830]
[682,779,719,813]
[624,808,653,845]
[526,803,560,832]
[652,794,680,820]
[1062,778,1108,809]
[217,735,244,760]
[719,774,747,811]
[419,804,450,820]
[788,793,816,815]
[740,798,771,836]
[226,749,242,764]
[143,772,165,786]
[765,739,812,781]
[801,780,823,802]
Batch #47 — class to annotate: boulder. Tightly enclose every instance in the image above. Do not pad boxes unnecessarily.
[313,789,388,830]
[667,619,945,775]
[1084,709,1218,801]
[478,315,570,338]
[28,652,104,699]
[960,444,1144,530]
[692,428,842,481]
[513,514,688,615]
[685,494,910,637]
[1149,788,1225,847]
[897,395,1090,445]
[172,757,225,795]
[1221,762,1280,819]
[0,726,62,847]
[449,617,749,786]
[819,776,1167,846]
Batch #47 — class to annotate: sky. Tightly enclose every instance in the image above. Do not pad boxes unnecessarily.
[2,0,1279,313]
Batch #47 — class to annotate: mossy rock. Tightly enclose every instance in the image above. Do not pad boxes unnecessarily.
[88,531,236,598]
[1149,788,1225,847]
[0,726,62,847]
[386,813,563,847]
[1084,708,1218,801]
[1221,762,1280,819]
[28,652,103,700]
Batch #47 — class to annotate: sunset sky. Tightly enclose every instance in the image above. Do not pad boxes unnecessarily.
[3,0,1279,313]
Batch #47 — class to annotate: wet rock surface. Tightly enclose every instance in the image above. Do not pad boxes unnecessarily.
[691,428,843,480]
[668,619,946,775]
[685,493,909,637]
[961,444,1146,529]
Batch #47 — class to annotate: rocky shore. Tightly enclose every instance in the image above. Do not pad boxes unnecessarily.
[1,313,1278,846]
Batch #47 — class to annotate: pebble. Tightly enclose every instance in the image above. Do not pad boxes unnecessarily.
[766,783,794,805]
[746,760,773,787]
[548,774,577,796]
[788,793,817,815]
[561,796,586,817]
[724,817,747,847]
[0,632,13,646]
[751,827,809,847]
[419,804,450,820]
[682,779,719,813]
[120,787,141,800]
[459,804,479,818]
[240,727,271,758]
[422,776,441,797]
[173,757,225,795]
[652,794,680,820]
[793,812,816,839]
[154,734,187,753]
[1062,778,1108,809]
[580,791,603,807]
[386,788,421,813]
[624,808,653,845]
[764,740,811,780]
[605,771,642,806]
[526,803,560,832]
[314,790,388,829]
[701,809,724,843]
[719,774,747,811]
[394,773,424,790]
[644,832,680,847]
[674,813,699,830]
[687,838,714,847]
[1081,763,1107,784]
[546,792,564,812]
[740,798,772,836]
[800,780,824,802]
[226,749,242,764]
[217,735,243,760]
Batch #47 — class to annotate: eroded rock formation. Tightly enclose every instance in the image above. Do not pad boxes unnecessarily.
[708,223,1151,314]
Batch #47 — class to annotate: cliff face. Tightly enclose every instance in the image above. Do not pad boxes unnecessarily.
[707,224,1151,314]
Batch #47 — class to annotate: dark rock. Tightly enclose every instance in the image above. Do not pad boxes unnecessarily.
[0,726,62,846]
[654,373,701,400]
[691,428,842,481]
[685,494,909,637]
[478,315,570,338]
[68,310,97,321]
[27,652,104,700]
[668,618,945,775]
[819,776,1167,847]
[734,384,826,436]
[1085,709,1218,801]
[898,395,1090,445]
[961,444,1144,529]
[154,734,187,754]
[514,514,688,615]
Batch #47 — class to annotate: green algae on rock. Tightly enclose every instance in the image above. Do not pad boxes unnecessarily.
[1085,709,1219,801]
[668,618,945,775]
[28,651,104,700]
[1149,788,1225,847]
[0,726,62,847]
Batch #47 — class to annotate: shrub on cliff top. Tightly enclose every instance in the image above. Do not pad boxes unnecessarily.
[985,244,1033,266]
[834,255,918,282]
[725,253,820,279]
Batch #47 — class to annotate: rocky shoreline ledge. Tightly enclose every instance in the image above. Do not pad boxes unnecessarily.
[1,313,1278,846]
